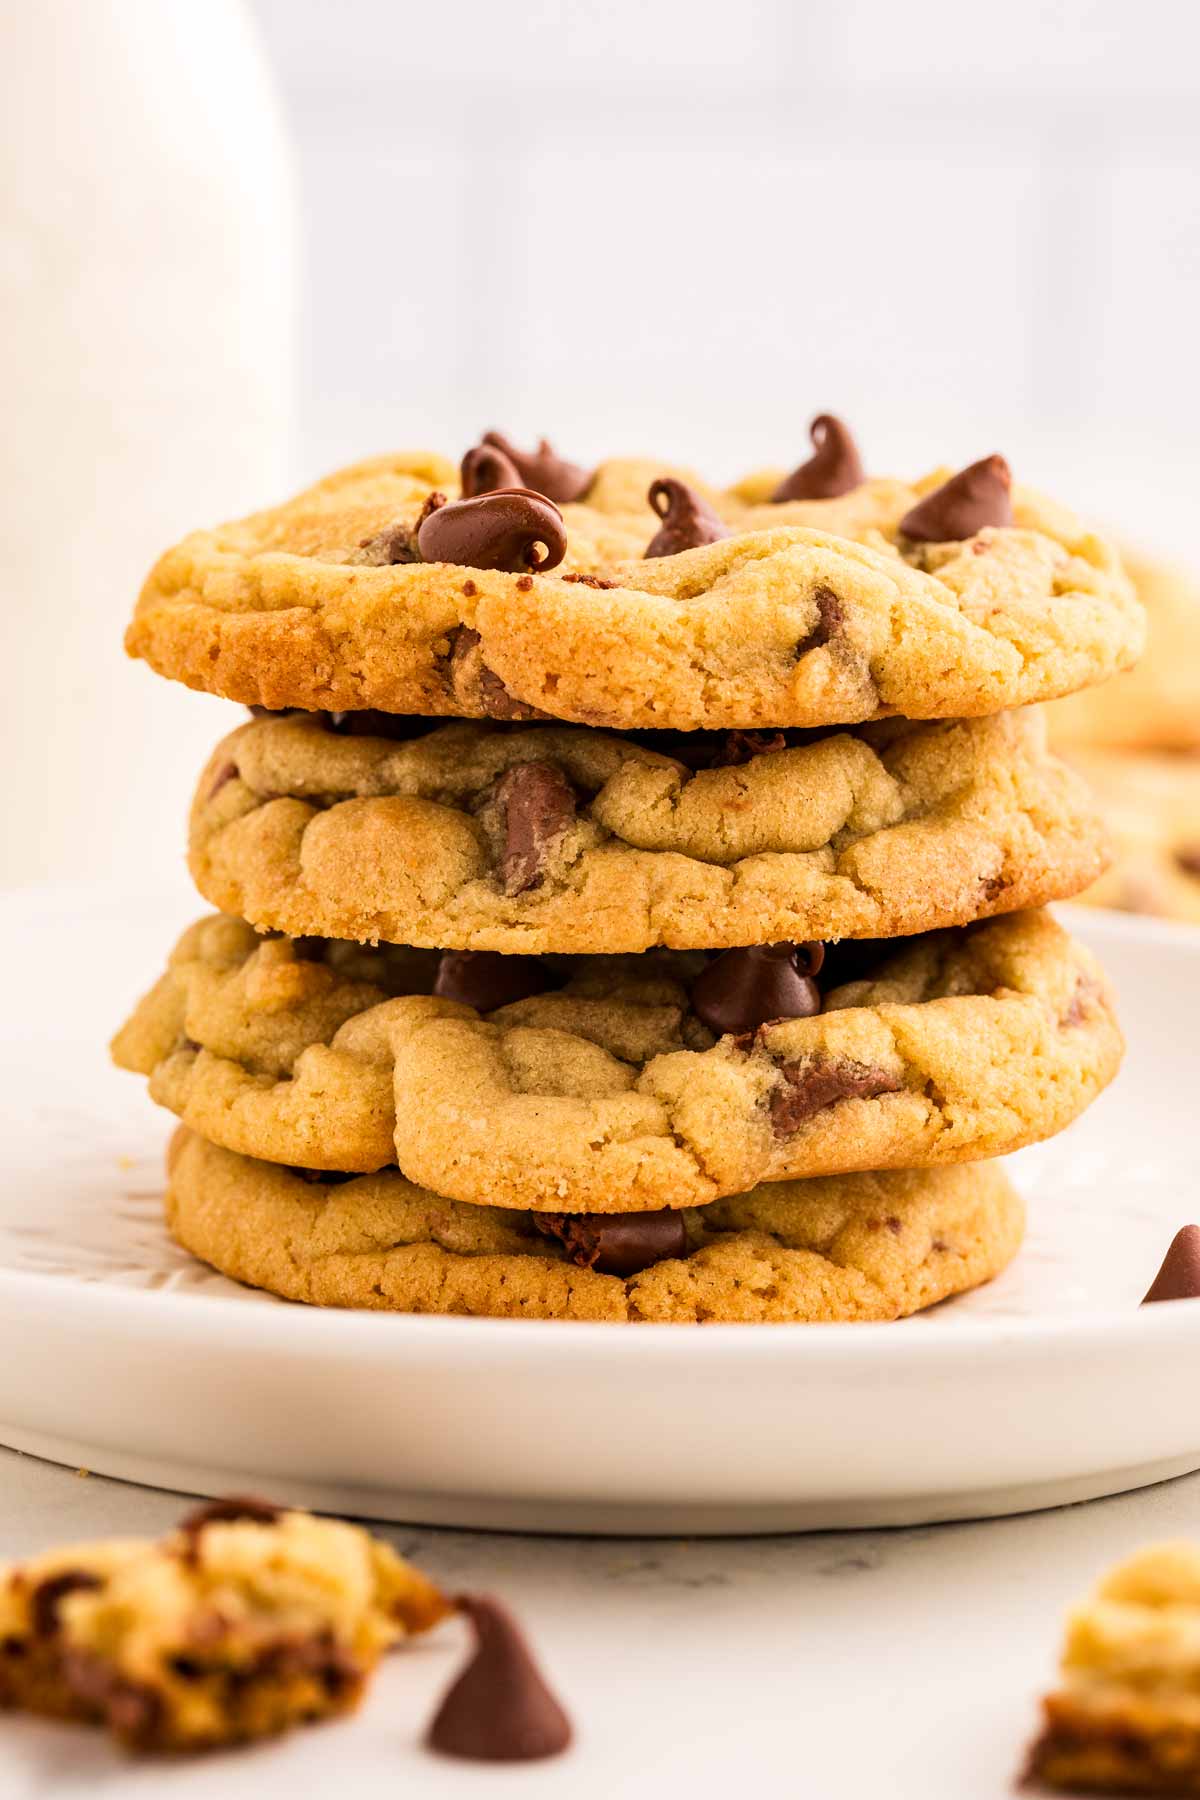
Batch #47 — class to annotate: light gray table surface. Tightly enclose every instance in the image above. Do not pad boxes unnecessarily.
[1,1445,1197,1797]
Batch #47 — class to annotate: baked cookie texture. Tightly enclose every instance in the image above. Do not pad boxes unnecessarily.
[1049,547,1200,752]
[166,1130,1023,1324]
[0,1502,446,1751]
[1027,1542,1200,1793]
[1066,747,1200,924]
[126,451,1142,731]
[187,708,1110,954]
[112,911,1121,1206]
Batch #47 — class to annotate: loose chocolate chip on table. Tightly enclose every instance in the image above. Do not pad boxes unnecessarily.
[417,489,568,574]
[1142,1225,1200,1303]
[898,454,1013,542]
[433,950,552,1012]
[459,442,523,498]
[427,1594,572,1762]
[771,414,865,502]
[494,762,577,895]
[1174,845,1200,878]
[534,1209,689,1276]
[644,478,729,558]
[769,1057,903,1138]
[30,1570,103,1637]
[480,431,593,505]
[691,943,825,1038]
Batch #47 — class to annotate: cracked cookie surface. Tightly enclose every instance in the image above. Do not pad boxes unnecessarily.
[166,1130,1023,1324]
[0,1500,446,1751]
[188,708,1110,954]
[1026,1542,1200,1793]
[126,450,1142,730]
[112,912,1121,1207]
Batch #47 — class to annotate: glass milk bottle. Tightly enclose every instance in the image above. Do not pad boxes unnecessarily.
[0,0,295,888]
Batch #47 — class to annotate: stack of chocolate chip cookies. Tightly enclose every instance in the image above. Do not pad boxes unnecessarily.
[113,420,1139,1322]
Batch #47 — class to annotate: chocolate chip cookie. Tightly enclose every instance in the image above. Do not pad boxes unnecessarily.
[112,911,1120,1206]
[0,1498,446,1750]
[165,1129,1024,1324]
[125,445,1142,730]
[1065,746,1200,923]
[187,708,1109,954]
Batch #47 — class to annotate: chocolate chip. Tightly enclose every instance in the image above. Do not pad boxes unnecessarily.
[322,711,435,741]
[418,488,567,574]
[481,432,593,505]
[427,1594,572,1762]
[516,574,533,592]
[623,727,803,772]
[899,455,1013,542]
[60,1649,165,1744]
[447,625,551,722]
[714,730,788,766]
[177,1495,282,1541]
[29,1570,103,1637]
[533,1209,688,1276]
[1175,845,1200,877]
[644,479,729,558]
[460,442,522,498]
[771,414,865,502]
[494,762,576,895]
[434,951,553,1013]
[769,1057,903,1137]
[796,584,844,655]
[357,493,448,566]
[691,943,824,1038]
[289,1167,359,1186]
[207,760,239,801]
[1142,1225,1200,1303]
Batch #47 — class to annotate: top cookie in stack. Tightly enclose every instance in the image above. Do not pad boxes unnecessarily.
[114,419,1135,1322]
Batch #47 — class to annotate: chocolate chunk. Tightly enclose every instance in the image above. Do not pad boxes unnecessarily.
[29,1570,103,1637]
[177,1495,282,1542]
[206,760,239,801]
[691,943,825,1038]
[771,414,865,502]
[644,478,729,558]
[717,730,788,766]
[1142,1225,1200,1303]
[434,950,552,1013]
[797,584,844,656]
[494,762,577,895]
[427,1594,572,1762]
[418,489,567,574]
[60,1649,164,1743]
[769,1057,903,1137]
[624,727,804,772]
[533,1208,688,1276]
[481,432,592,506]
[447,625,552,722]
[357,493,448,566]
[322,711,436,741]
[1175,845,1200,878]
[460,442,522,498]
[899,455,1013,542]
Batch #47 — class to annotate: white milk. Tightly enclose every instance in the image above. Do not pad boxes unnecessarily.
[0,0,295,888]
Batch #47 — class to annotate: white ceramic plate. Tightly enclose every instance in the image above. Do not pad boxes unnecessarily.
[1,881,1197,1534]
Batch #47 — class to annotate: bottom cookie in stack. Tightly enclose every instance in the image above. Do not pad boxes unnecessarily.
[165,1128,1024,1324]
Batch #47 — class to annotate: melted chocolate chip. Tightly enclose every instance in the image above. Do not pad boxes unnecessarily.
[494,762,577,895]
[1175,845,1200,878]
[289,1167,359,1186]
[418,489,567,574]
[1142,1225,1200,1303]
[534,1208,688,1276]
[427,1594,572,1762]
[447,625,552,721]
[29,1570,103,1637]
[178,1495,282,1541]
[60,1649,164,1743]
[481,432,592,505]
[643,478,729,558]
[460,442,523,498]
[771,414,865,502]
[322,711,436,741]
[207,760,239,801]
[769,1057,903,1137]
[622,727,812,771]
[434,950,552,1013]
[797,584,844,655]
[691,943,825,1038]
[899,455,1013,542]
